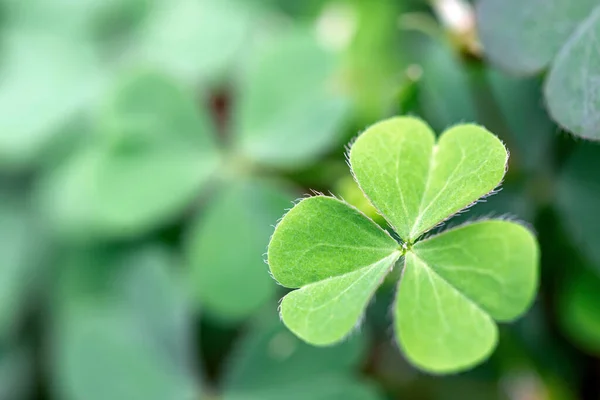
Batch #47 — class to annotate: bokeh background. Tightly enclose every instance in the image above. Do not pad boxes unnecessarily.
[1,0,599,399]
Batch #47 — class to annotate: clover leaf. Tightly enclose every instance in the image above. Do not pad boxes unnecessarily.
[477,0,600,140]
[267,117,539,374]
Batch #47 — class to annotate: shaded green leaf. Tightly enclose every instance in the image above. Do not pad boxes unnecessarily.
[234,30,350,168]
[477,0,598,74]
[486,69,554,173]
[0,347,32,400]
[225,375,382,400]
[559,269,600,353]
[37,71,219,239]
[477,0,600,139]
[53,246,199,400]
[0,195,46,342]
[545,7,600,140]
[396,220,538,373]
[413,35,478,132]
[556,144,600,268]
[223,315,382,400]
[350,117,507,241]
[268,196,399,288]
[187,178,293,321]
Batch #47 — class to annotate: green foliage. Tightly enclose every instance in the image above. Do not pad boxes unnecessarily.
[0,194,46,343]
[35,24,351,321]
[411,35,477,133]
[556,145,600,268]
[3,0,600,397]
[52,246,197,400]
[268,117,539,373]
[186,179,291,321]
[222,315,382,400]
[0,347,31,400]
[477,0,600,139]
[234,30,350,167]
[38,71,219,239]
[559,269,600,354]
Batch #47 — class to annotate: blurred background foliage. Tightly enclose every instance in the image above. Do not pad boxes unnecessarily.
[0,0,599,399]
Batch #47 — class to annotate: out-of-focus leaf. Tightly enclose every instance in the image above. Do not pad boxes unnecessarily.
[486,69,554,173]
[186,178,293,322]
[477,0,600,140]
[37,71,219,239]
[0,347,32,400]
[222,315,382,400]
[556,144,600,269]
[234,29,350,168]
[133,0,252,83]
[52,246,200,400]
[477,0,597,75]
[545,7,600,140]
[559,269,600,354]
[247,0,327,19]
[341,0,405,123]
[0,194,45,342]
[411,35,477,132]
[0,33,106,169]
[4,0,116,35]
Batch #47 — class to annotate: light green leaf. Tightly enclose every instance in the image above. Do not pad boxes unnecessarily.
[545,6,600,140]
[134,0,251,83]
[395,251,497,374]
[350,117,507,241]
[280,251,400,345]
[477,0,598,75]
[395,220,538,373]
[234,30,350,168]
[187,178,293,321]
[0,33,106,169]
[37,71,219,239]
[477,0,600,139]
[559,269,600,353]
[268,196,399,288]
[412,221,538,321]
[268,195,399,346]
[556,144,600,267]
[223,315,382,400]
[343,0,407,124]
[53,246,199,400]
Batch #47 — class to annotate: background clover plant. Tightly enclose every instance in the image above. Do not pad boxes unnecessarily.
[477,0,600,140]
[6,0,600,397]
[268,117,539,374]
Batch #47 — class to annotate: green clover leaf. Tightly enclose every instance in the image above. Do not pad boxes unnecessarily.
[477,0,600,139]
[267,117,539,374]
